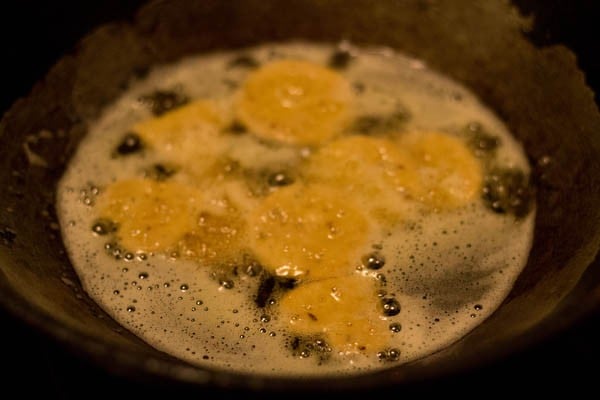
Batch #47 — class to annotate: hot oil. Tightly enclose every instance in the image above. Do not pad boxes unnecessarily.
[56,41,535,376]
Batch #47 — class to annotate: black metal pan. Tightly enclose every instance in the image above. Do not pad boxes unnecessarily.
[1,0,599,397]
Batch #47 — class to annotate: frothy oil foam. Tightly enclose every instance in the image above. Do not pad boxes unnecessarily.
[56,41,535,376]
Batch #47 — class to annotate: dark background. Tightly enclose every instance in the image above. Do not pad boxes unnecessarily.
[1,1,599,397]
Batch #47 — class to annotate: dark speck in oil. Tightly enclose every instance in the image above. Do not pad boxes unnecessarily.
[482,167,534,218]
[464,122,500,158]
[224,120,248,135]
[267,171,294,187]
[91,218,117,236]
[351,107,411,135]
[255,275,275,308]
[328,49,353,69]
[114,132,143,156]
[139,90,189,116]
[145,163,178,181]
